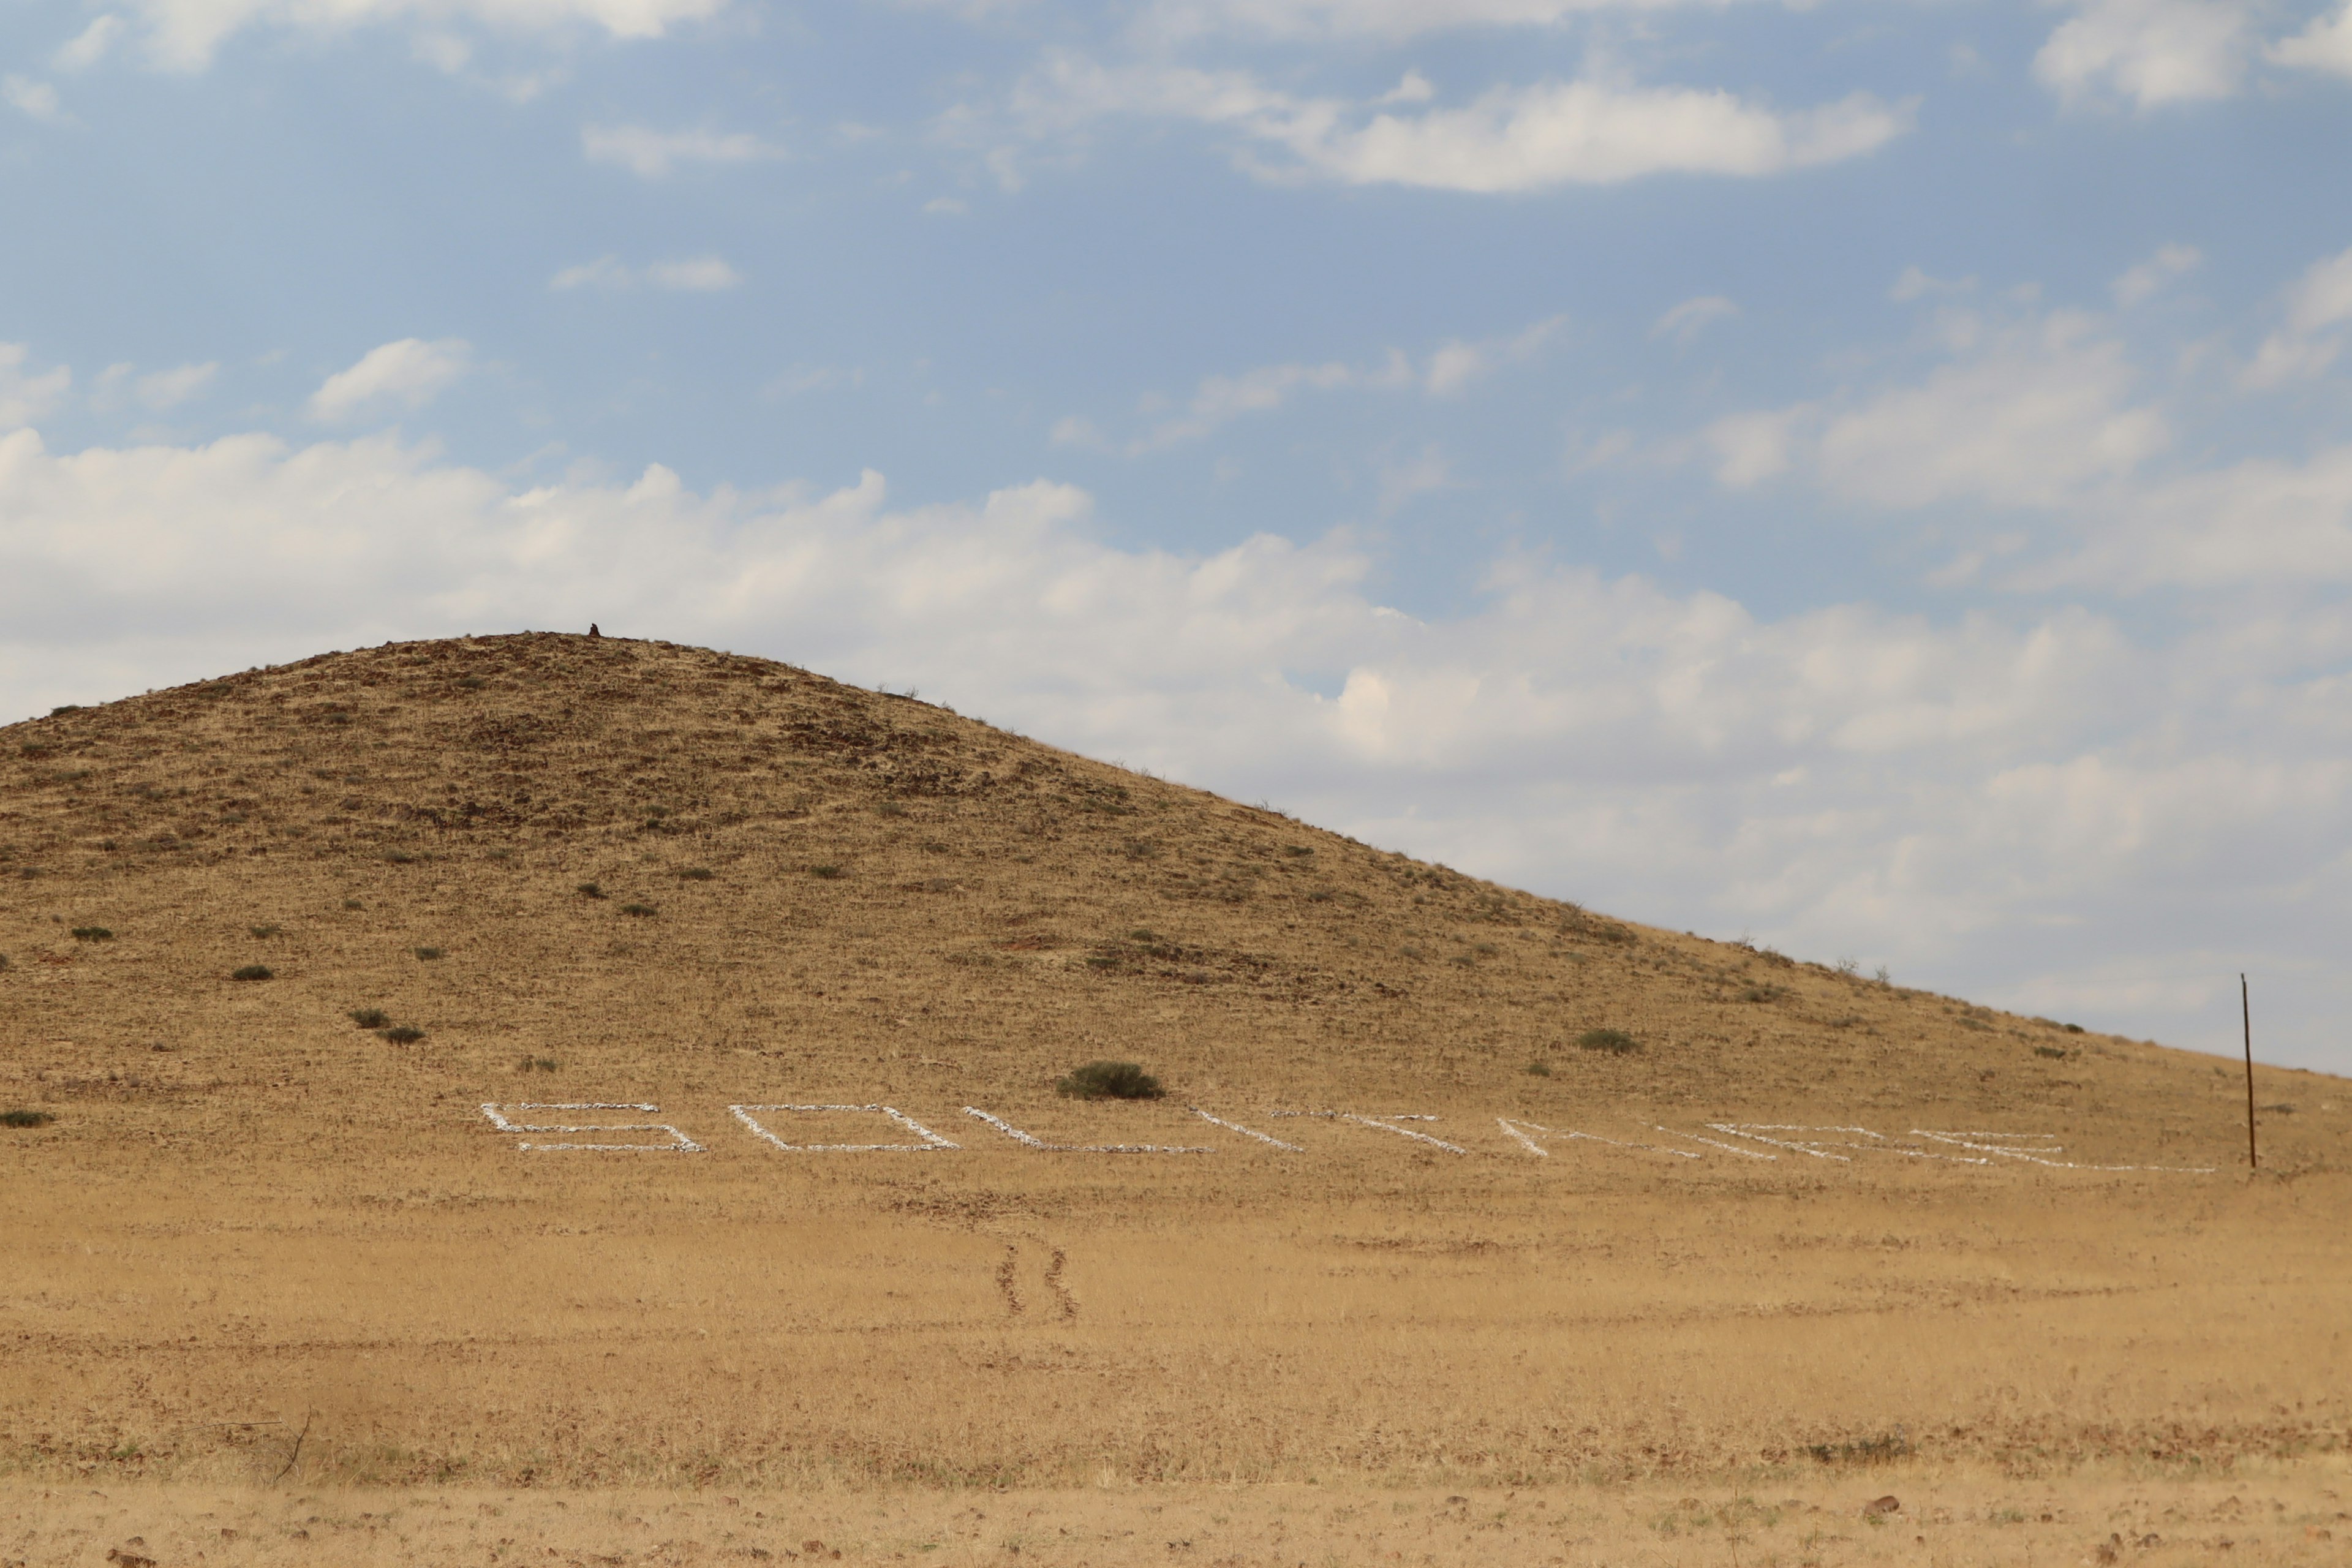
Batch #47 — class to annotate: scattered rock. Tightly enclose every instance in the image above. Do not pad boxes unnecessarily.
[1862,1495,1901,1516]
[105,1549,156,1568]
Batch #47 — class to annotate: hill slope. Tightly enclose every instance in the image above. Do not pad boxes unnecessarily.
[0,630,2304,1131]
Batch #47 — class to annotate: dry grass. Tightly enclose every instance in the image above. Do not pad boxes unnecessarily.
[6,1472,2351,1566]
[2,633,2350,1553]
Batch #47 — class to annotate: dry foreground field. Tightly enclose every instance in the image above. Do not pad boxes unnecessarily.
[4,633,2350,1567]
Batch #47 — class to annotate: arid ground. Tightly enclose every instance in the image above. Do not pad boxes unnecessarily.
[4,633,2348,1564]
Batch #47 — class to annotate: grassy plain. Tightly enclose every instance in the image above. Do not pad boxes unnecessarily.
[3,633,2348,1563]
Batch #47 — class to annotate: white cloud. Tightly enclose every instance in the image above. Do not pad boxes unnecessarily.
[1375,443,1450,514]
[2033,0,2252,108]
[1890,265,1975,303]
[1095,318,1562,450]
[2042,444,2352,589]
[582,123,778,178]
[1140,359,1366,449]
[53,16,124,71]
[1423,314,1564,395]
[646,255,742,291]
[1652,295,1738,344]
[552,255,744,292]
[125,0,723,72]
[922,197,970,214]
[2242,243,2352,388]
[3,75,65,123]
[1011,55,1911,192]
[307,338,470,423]
[1142,0,1747,42]
[1814,314,2168,509]
[134,361,219,410]
[2269,0,2352,78]
[1705,407,1806,488]
[2112,242,2201,306]
[5,424,2351,1068]
[0,345,73,428]
[551,256,635,291]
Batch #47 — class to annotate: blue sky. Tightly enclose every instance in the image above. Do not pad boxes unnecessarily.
[6,0,2352,1071]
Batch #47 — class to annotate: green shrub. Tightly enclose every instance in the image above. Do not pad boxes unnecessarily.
[679,867,714,880]
[876,801,907,818]
[1055,1060,1164,1100]
[70,926,114,942]
[415,946,445,960]
[2034,1045,2069,1060]
[49,704,81,717]
[351,1008,388,1029]
[383,850,416,864]
[621,903,657,917]
[381,1025,425,1044]
[2062,1022,2086,1034]
[576,882,606,899]
[1575,1028,1639,1055]
[810,864,842,880]
[1526,1060,1553,1077]
[249,924,281,938]
[230,964,273,982]
[516,1055,559,1072]
[343,899,364,910]
[2,1108,55,1128]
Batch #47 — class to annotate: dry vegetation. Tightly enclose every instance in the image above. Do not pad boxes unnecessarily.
[4,632,2349,1564]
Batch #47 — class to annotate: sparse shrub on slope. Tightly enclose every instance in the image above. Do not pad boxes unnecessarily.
[1055,1060,1164,1100]
[230,964,273,982]
[1576,1028,1639,1055]
[2,1109,55,1128]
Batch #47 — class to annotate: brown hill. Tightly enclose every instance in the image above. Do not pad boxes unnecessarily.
[0,630,2303,1129]
[4,631,2350,1523]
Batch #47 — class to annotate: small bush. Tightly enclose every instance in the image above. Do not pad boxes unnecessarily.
[415,946,445,960]
[577,882,606,899]
[456,676,486,690]
[1525,1060,1553,1077]
[517,1055,560,1072]
[383,850,416,864]
[621,902,657,917]
[343,899,364,910]
[1055,1060,1164,1100]
[2,1108,55,1128]
[876,801,907,818]
[70,926,115,942]
[2062,1022,2086,1034]
[49,704,82,717]
[1575,1028,1639,1055]
[249,924,281,938]
[679,867,714,881]
[1284,844,1313,857]
[381,1025,426,1044]
[230,964,273,982]
[810,864,842,880]
[2033,1044,2069,1060]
